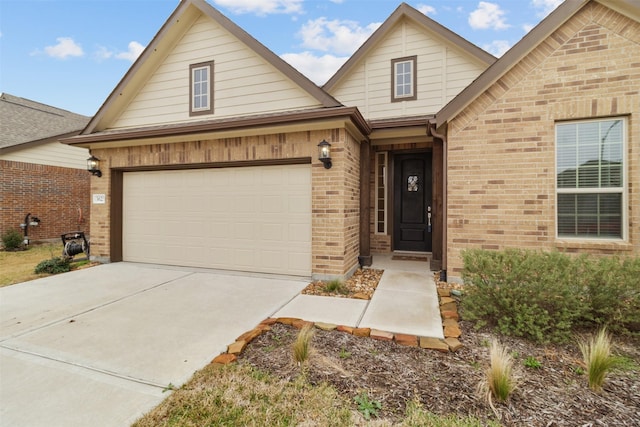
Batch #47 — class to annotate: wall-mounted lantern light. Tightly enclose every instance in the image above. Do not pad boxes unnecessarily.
[87,155,102,177]
[317,140,332,169]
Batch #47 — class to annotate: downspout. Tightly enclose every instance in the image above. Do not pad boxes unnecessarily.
[429,120,447,281]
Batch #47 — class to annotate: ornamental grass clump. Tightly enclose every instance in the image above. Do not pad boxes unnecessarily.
[324,279,349,295]
[292,324,314,365]
[477,339,517,409]
[578,328,616,392]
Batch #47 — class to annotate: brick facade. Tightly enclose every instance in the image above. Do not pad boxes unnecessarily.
[446,2,640,277]
[89,127,361,279]
[0,160,91,244]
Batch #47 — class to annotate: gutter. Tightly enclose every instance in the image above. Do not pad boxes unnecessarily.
[429,119,447,280]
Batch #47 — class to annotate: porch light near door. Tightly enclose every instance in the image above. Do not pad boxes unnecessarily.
[87,155,102,177]
[317,140,332,169]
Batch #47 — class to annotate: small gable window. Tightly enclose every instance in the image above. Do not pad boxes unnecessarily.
[190,61,214,116]
[391,56,417,102]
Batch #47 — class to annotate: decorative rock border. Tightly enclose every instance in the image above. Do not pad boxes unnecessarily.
[212,288,463,365]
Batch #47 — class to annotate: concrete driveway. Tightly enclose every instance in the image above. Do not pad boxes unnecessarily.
[0,263,307,426]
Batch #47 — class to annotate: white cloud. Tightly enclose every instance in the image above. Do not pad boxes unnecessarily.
[483,40,511,57]
[93,41,144,62]
[531,0,563,17]
[281,51,348,85]
[42,37,84,59]
[469,2,510,30]
[417,4,436,16]
[95,46,113,61]
[298,18,380,56]
[115,41,145,62]
[212,0,302,15]
[522,23,535,33]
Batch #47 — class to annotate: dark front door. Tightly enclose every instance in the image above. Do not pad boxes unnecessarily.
[393,152,432,252]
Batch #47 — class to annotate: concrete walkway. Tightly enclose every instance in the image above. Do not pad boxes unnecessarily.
[274,253,443,339]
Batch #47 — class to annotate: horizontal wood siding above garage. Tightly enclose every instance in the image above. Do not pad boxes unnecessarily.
[112,13,326,130]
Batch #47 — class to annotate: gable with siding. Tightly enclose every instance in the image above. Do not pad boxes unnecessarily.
[325,4,494,121]
[89,0,339,134]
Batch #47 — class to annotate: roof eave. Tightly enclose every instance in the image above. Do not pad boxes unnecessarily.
[64,107,371,147]
[1,130,85,154]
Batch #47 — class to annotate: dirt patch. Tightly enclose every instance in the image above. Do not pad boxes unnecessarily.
[241,272,640,425]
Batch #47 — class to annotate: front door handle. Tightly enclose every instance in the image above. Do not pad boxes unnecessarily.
[427,205,432,232]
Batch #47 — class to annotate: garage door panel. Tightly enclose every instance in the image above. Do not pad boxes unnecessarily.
[123,165,311,276]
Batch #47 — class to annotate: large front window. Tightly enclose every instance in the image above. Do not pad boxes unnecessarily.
[556,118,625,239]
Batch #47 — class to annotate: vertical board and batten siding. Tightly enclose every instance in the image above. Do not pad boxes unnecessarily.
[329,18,487,120]
[112,14,323,130]
[0,143,89,170]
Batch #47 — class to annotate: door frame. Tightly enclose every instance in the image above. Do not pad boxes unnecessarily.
[109,157,311,263]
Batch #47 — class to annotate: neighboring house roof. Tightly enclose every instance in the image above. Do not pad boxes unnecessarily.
[82,0,341,136]
[434,0,640,129]
[0,93,89,153]
[323,2,496,92]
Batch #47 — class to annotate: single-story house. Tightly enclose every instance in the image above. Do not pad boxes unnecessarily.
[0,93,91,244]
[64,0,639,281]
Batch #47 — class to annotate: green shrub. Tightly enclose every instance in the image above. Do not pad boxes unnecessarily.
[461,249,587,343]
[34,257,71,275]
[1,229,24,251]
[580,255,640,333]
[461,249,640,342]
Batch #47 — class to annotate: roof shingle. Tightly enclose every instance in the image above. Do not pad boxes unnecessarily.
[0,93,90,150]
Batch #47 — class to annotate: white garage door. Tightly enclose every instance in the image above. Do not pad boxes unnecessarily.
[122,164,311,276]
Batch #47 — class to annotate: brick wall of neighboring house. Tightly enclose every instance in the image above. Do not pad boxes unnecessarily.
[89,127,361,279]
[0,160,91,244]
[445,2,640,278]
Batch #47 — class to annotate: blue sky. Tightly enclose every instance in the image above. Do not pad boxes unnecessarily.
[0,0,562,117]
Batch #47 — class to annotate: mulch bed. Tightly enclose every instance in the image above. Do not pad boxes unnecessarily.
[239,269,640,425]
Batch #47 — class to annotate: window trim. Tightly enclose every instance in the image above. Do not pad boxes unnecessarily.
[555,116,628,241]
[189,61,214,116]
[391,56,417,102]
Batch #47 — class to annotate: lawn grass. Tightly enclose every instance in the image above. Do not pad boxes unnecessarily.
[132,363,354,427]
[133,363,496,427]
[0,243,63,287]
